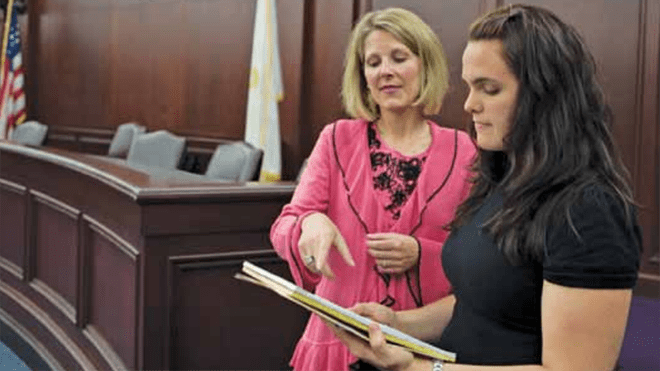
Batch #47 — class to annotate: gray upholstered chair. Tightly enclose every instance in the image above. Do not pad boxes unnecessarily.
[126,130,186,170]
[108,122,146,158]
[9,120,48,146]
[205,142,263,181]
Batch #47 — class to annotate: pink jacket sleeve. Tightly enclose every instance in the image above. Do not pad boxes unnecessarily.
[417,131,476,302]
[270,124,334,292]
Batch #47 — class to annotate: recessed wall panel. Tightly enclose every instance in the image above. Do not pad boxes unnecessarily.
[88,224,137,370]
[0,179,27,275]
[168,255,308,370]
[33,192,79,318]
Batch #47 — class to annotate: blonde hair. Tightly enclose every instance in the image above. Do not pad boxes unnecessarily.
[341,8,449,121]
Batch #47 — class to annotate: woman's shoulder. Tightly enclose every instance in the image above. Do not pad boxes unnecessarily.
[550,181,640,246]
[309,118,370,160]
[331,118,369,132]
[428,122,477,160]
[312,118,366,141]
[322,118,369,144]
[573,183,628,213]
[543,182,641,288]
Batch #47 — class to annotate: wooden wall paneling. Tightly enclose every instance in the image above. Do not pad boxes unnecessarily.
[66,5,111,132]
[1,142,300,369]
[137,199,292,369]
[26,0,39,118]
[37,1,87,134]
[0,278,98,371]
[181,0,254,139]
[354,0,372,20]
[0,303,63,371]
[0,179,27,279]
[86,217,138,370]
[140,201,285,236]
[4,150,142,250]
[29,0,306,179]
[108,2,157,131]
[167,251,308,370]
[276,0,305,180]
[301,0,355,162]
[139,240,167,369]
[77,213,91,328]
[293,0,315,176]
[145,1,186,133]
[636,0,660,283]
[24,175,35,281]
[31,190,80,323]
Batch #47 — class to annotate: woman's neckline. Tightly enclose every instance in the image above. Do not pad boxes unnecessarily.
[371,120,433,157]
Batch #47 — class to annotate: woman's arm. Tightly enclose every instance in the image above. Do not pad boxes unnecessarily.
[351,294,455,341]
[396,294,456,341]
[536,281,631,371]
[269,125,334,289]
[333,282,632,371]
[445,282,632,371]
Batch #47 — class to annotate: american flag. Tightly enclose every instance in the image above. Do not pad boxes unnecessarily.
[0,5,26,139]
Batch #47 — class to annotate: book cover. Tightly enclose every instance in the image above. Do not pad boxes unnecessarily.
[235,260,456,362]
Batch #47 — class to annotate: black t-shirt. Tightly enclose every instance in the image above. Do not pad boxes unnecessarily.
[436,185,641,365]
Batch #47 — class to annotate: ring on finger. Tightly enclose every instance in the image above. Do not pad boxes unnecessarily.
[303,255,315,266]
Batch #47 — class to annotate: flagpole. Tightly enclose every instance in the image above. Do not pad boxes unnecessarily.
[0,0,16,85]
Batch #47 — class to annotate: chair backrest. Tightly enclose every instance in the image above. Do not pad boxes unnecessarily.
[205,142,263,181]
[9,121,48,146]
[108,122,146,158]
[126,130,186,170]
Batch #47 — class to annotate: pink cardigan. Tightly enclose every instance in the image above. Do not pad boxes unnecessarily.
[270,119,476,371]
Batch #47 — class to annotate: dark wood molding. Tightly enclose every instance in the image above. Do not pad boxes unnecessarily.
[0,179,27,280]
[0,178,26,194]
[0,309,62,371]
[0,276,100,370]
[31,190,80,324]
[30,279,77,325]
[0,142,299,370]
[32,189,80,219]
[634,0,660,277]
[354,0,372,20]
[0,256,23,281]
[87,216,139,259]
[82,325,128,371]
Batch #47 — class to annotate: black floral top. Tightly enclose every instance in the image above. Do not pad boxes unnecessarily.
[368,122,428,220]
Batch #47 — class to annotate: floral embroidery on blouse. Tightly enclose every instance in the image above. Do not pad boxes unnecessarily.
[368,122,426,220]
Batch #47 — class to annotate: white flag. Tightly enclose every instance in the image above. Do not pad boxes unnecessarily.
[244,0,283,182]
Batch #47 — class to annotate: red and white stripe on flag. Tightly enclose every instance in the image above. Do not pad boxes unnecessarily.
[0,6,26,140]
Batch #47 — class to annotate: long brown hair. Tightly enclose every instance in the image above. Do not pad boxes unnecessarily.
[450,4,636,263]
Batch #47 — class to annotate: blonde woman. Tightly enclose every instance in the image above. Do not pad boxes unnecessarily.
[270,8,476,371]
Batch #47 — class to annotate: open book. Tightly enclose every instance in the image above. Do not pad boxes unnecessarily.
[235,261,456,362]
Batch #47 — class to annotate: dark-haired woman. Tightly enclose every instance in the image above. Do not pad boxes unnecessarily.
[328,4,642,371]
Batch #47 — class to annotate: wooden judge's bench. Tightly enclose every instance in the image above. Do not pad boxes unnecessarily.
[0,141,308,370]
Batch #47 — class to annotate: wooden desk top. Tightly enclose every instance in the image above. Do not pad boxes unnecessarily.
[0,141,296,202]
